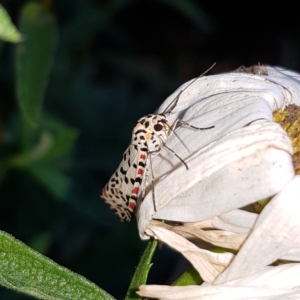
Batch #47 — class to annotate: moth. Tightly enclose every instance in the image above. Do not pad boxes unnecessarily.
[101,64,215,221]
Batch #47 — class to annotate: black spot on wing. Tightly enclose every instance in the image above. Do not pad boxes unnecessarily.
[139,161,146,168]
[120,167,126,175]
[131,196,137,202]
[135,177,142,184]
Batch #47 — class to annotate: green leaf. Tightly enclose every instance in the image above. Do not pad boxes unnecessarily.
[9,116,78,199]
[0,5,22,43]
[253,197,271,213]
[16,2,58,131]
[27,162,71,199]
[125,238,157,300]
[39,116,79,160]
[10,116,78,166]
[211,246,238,255]
[171,266,203,286]
[0,231,115,300]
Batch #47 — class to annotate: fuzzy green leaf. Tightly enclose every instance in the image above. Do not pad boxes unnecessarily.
[0,231,115,299]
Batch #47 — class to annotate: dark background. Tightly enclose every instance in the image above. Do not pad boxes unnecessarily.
[0,0,299,299]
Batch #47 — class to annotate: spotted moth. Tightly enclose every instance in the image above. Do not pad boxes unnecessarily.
[101,65,215,221]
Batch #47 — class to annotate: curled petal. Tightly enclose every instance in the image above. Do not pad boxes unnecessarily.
[211,210,258,234]
[151,220,247,251]
[146,224,233,283]
[137,284,300,300]
[216,175,300,284]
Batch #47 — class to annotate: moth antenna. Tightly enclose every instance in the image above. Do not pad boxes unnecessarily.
[272,63,300,80]
[162,62,216,115]
[163,143,189,170]
[274,62,295,73]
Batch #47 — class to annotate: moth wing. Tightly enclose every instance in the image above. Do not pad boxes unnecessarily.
[101,144,141,221]
[117,144,142,202]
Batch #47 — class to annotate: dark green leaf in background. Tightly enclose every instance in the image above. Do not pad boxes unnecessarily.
[16,2,58,131]
[9,115,78,199]
[157,0,216,34]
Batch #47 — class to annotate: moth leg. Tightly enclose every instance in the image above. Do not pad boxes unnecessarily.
[148,148,162,212]
[162,143,189,170]
[141,158,149,199]
[233,65,248,73]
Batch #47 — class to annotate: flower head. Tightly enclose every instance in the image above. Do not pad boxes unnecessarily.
[136,66,300,299]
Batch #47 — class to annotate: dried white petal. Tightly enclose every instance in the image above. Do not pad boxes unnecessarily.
[138,264,300,299]
[145,224,234,283]
[137,284,300,300]
[150,220,247,251]
[216,175,300,284]
[280,245,300,261]
[211,210,258,234]
[226,263,300,289]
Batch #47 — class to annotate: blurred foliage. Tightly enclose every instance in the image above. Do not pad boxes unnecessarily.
[0,5,22,43]
[0,0,299,298]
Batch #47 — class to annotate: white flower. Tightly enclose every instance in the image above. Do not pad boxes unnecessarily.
[136,66,300,299]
